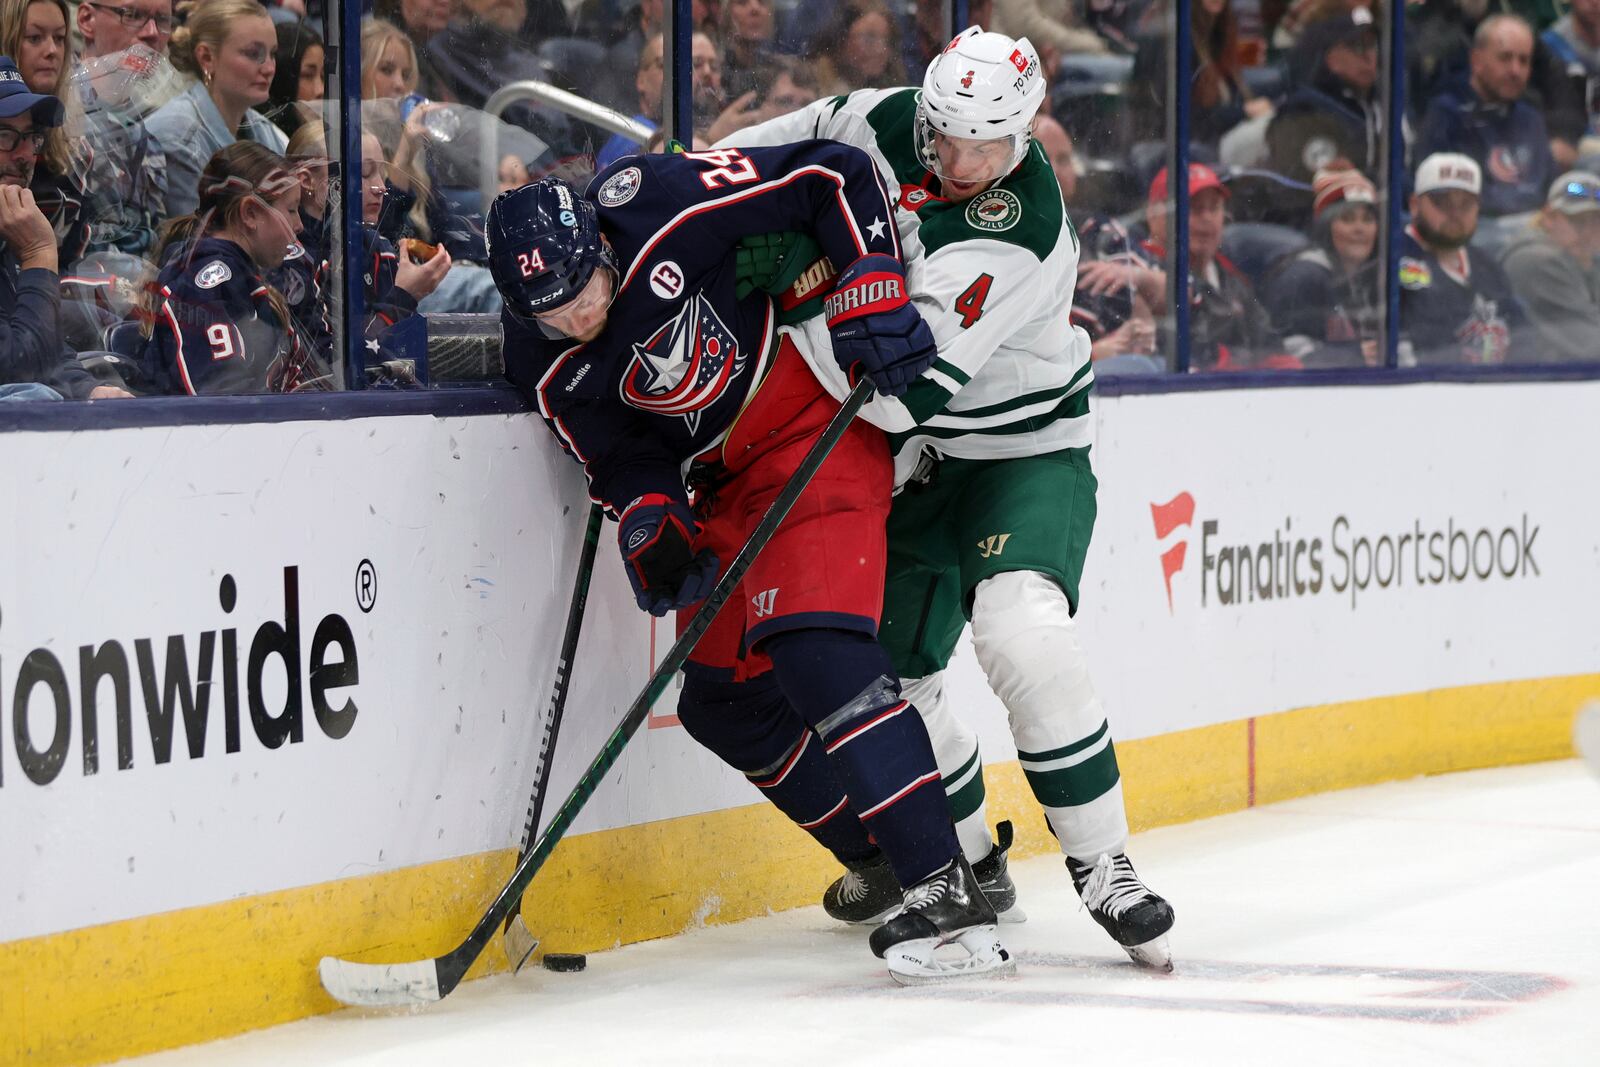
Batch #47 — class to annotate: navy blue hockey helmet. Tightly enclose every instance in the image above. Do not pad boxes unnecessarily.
[486,178,617,325]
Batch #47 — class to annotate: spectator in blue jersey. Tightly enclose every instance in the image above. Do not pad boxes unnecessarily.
[0,59,130,400]
[1267,8,1382,183]
[137,142,327,394]
[1263,162,1383,366]
[1417,14,1554,219]
[1399,152,1528,364]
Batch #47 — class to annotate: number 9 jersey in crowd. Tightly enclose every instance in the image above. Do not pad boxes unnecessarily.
[142,236,326,395]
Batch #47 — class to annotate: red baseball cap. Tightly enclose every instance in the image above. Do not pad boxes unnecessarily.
[1148,163,1230,203]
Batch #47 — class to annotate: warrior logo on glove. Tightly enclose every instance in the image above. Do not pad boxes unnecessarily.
[824,275,905,321]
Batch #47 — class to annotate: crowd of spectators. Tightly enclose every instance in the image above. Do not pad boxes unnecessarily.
[7,0,1600,406]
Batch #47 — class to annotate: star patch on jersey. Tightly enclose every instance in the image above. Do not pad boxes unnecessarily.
[195,260,232,289]
[598,165,643,207]
[965,189,1021,232]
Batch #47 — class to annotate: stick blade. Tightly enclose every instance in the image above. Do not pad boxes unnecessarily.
[504,914,541,973]
[318,955,443,1007]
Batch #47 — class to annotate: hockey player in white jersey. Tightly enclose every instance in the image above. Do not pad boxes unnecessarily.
[720,27,1175,969]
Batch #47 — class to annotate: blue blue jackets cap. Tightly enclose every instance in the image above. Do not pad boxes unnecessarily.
[0,57,64,127]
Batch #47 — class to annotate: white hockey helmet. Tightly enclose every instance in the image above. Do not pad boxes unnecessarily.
[915,27,1047,185]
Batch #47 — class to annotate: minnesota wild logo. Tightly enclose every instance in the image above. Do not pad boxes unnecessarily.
[966,189,1021,232]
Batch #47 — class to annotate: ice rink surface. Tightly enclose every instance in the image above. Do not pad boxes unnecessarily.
[125,761,1600,1067]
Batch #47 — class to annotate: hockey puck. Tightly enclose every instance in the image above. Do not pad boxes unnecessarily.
[541,953,587,973]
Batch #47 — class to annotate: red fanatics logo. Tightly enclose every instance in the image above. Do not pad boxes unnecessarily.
[1009,49,1028,73]
[961,70,974,88]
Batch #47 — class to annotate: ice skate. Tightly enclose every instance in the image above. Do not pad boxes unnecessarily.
[971,820,1026,923]
[824,822,1025,925]
[868,854,1015,984]
[822,851,901,925]
[1067,851,1175,972]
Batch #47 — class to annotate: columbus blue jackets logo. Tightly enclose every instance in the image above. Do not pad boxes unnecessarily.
[621,293,745,431]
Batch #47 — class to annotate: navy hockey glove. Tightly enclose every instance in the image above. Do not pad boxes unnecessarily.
[618,493,720,616]
[823,254,937,397]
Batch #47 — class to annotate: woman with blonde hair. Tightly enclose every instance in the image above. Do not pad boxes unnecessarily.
[146,0,288,218]
[0,0,89,264]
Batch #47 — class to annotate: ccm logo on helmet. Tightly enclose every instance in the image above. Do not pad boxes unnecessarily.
[824,276,904,321]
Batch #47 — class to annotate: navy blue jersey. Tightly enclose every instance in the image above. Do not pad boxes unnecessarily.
[270,238,331,358]
[503,141,902,514]
[141,236,326,394]
[1398,227,1527,364]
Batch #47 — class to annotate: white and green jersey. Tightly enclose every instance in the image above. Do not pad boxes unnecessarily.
[719,86,1092,484]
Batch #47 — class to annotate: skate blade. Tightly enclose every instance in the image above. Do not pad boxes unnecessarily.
[1123,932,1173,973]
[839,904,900,926]
[996,902,1027,925]
[884,925,1016,985]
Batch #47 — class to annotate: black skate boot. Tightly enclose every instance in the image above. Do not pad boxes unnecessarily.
[868,854,1015,984]
[1067,851,1175,972]
[971,820,1025,923]
[822,850,901,925]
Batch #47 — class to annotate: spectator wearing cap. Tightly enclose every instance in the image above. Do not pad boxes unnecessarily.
[0,58,128,400]
[1400,152,1528,363]
[1266,8,1382,184]
[1263,163,1382,366]
[2,0,91,269]
[1080,163,1285,370]
[1500,170,1600,361]
[1417,14,1554,218]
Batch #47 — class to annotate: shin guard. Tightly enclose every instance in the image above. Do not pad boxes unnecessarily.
[677,669,875,862]
[766,630,959,887]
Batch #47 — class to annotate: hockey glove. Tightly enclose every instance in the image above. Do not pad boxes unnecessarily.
[823,254,937,397]
[618,493,720,616]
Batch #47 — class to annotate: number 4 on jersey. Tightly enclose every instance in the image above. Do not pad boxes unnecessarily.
[954,273,993,329]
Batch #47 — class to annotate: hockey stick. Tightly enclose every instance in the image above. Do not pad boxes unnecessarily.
[501,503,605,973]
[319,378,875,1008]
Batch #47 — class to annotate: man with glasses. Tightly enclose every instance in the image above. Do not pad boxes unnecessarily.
[0,58,129,400]
[1502,170,1600,362]
[1400,152,1527,364]
[1267,8,1382,184]
[77,0,174,60]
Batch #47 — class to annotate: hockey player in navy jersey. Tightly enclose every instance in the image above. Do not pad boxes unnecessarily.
[487,140,1013,983]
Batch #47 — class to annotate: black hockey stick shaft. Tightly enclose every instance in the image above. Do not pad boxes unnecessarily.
[503,503,604,932]
[430,379,874,997]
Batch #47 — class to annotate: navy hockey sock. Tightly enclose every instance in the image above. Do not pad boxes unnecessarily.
[678,668,876,862]
[764,629,958,887]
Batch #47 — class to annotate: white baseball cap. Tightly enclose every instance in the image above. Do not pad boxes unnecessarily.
[1415,153,1482,197]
